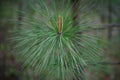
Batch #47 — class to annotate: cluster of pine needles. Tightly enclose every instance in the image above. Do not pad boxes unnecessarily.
[10,0,106,80]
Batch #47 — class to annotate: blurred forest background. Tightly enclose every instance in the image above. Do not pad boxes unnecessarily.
[0,0,120,80]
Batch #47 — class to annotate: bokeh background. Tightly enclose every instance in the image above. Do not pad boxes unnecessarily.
[0,0,120,80]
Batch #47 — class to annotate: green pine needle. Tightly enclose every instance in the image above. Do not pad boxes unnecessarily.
[10,0,105,80]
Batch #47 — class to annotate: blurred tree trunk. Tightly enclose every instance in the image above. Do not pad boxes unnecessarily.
[108,0,113,40]
[17,0,25,27]
[71,0,80,27]
[0,1,7,80]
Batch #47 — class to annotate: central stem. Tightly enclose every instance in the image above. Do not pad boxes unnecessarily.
[58,15,63,35]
